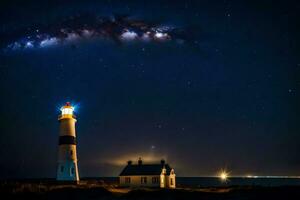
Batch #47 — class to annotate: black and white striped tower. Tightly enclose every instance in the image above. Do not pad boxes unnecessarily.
[56,102,79,182]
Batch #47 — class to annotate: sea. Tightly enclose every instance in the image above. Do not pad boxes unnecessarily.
[176,177,300,187]
[98,177,300,187]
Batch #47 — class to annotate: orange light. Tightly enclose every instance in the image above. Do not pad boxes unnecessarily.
[219,169,229,182]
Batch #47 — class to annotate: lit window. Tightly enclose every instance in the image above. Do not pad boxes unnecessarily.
[170,178,173,185]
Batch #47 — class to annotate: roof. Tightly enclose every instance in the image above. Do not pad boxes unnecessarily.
[119,164,172,176]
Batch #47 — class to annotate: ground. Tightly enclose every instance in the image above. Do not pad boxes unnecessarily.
[1,180,300,200]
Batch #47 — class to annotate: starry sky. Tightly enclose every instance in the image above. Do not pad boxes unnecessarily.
[0,0,299,179]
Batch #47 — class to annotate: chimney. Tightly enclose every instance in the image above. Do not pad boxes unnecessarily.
[127,160,132,165]
[138,157,142,165]
[161,159,165,166]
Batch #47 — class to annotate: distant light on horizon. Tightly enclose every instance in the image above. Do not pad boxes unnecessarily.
[246,175,258,178]
[219,169,229,182]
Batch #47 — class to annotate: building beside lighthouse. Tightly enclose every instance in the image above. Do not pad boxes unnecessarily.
[119,158,176,188]
[56,102,79,182]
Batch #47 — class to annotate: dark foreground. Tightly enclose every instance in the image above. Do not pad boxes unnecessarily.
[1,181,300,200]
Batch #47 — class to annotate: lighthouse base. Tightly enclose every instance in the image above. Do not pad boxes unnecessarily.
[56,160,79,182]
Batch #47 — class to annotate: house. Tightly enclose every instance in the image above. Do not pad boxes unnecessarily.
[119,158,176,188]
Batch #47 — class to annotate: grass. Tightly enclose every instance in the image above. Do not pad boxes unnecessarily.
[1,180,300,199]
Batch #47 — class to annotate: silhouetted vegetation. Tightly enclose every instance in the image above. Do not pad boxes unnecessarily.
[1,180,300,200]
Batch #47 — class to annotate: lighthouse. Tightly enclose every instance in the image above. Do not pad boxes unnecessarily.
[56,102,79,182]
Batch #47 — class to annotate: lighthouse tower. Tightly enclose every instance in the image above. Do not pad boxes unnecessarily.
[56,102,79,182]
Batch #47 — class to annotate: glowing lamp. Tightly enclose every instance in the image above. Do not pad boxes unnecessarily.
[59,102,75,119]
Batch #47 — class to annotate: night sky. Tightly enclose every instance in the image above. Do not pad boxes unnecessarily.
[0,0,299,179]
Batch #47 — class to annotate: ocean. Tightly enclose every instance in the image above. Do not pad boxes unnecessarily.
[98,177,300,187]
[176,177,300,187]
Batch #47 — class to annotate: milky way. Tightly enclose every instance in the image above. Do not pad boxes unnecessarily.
[2,14,190,51]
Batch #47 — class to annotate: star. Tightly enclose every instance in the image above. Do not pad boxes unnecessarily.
[288,89,294,94]
[156,124,162,129]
